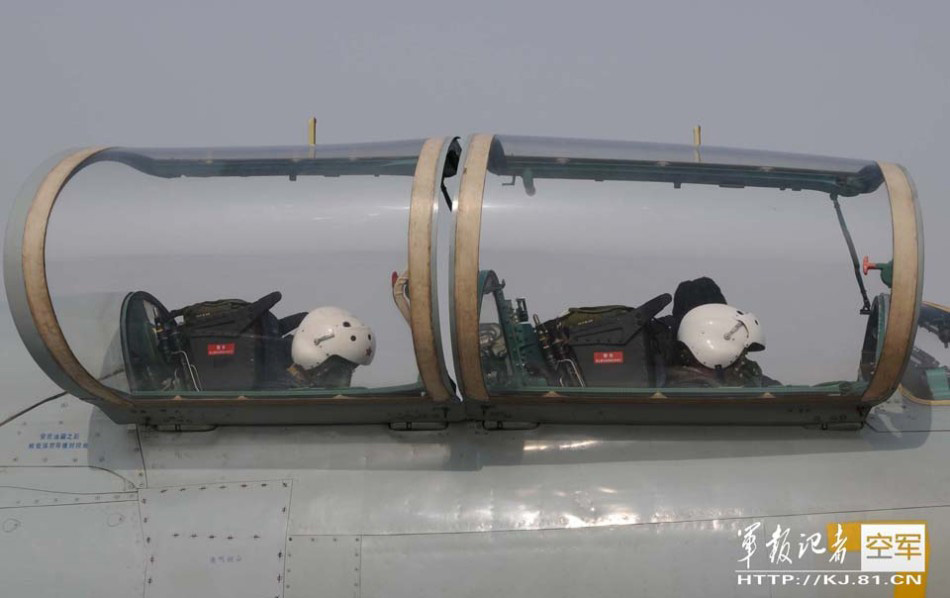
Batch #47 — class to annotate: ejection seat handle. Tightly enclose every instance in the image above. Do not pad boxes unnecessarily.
[278,312,307,335]
[636,292,674,321]
[244,291,283,323]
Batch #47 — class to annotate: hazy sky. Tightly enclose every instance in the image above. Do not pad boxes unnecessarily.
[0,1,947,408]
[1,0,947,295]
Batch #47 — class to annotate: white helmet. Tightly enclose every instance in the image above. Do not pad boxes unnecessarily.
[291,307,376,370]
[677,304,765,369]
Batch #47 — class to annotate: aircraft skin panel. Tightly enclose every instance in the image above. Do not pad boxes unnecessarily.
[139,480,291,598]
[0,466,133,503]
[354,506,948,598]
[131,394,950,538]
[357,520,771,598]
[0,302,62,422]
[868,391,950,432]
[284,535,362,598]
[765,509,941,597]
[0,395,146,489]
[0,500,144,597]
[0,393,945,595]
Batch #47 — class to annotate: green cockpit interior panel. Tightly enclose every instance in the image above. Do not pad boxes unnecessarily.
[474,269,880,400]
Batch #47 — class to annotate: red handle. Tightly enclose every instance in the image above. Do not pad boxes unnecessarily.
[862,255,881,276]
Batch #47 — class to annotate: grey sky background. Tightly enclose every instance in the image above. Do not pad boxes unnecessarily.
[0,0,947,407]
[1,0,946,292]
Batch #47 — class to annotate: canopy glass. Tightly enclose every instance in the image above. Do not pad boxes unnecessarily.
[45,141,428,400]
[460,135,901,414]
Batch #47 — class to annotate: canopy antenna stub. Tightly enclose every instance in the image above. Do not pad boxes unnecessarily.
[693,125,702,163]
[307,117,318,146]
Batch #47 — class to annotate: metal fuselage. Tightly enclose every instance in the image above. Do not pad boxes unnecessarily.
[0,385,947,597]
[0,136,943,597]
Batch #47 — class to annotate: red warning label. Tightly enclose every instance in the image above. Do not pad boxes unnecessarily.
[207,343,236,356]
[594,351,624,364]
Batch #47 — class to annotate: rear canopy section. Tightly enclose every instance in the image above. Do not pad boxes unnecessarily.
[451,135,922,426]
[4,134,923,426]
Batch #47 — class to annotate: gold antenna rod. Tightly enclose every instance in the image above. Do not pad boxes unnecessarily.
[308,117,317,146]
[692,125,702,163]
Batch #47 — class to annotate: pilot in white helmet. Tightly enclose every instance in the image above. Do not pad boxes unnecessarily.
[289,307,375,387]
[673,303,770,386]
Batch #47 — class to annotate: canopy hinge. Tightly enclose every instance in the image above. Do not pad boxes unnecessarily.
[389,421,449,431]
[481,420,540,431]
